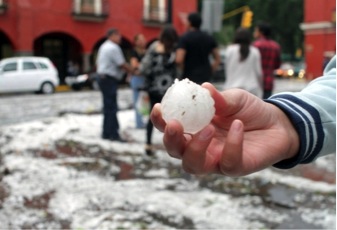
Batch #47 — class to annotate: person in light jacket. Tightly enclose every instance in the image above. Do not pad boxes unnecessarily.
[224,27,263,98]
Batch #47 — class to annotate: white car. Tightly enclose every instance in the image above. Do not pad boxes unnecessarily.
[0,56,59,94]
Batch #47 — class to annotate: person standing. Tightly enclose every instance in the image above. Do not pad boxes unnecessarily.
[175,12,221,85]
[139,26,179,155]
[96,28,132,141]
[253,21,281,99]
[129,33,147,129]
[224,27,263,98]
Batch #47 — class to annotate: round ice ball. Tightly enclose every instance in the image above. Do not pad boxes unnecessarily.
[161,78,215,134]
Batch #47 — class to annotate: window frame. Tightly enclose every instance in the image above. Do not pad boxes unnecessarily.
[143,0,171,26]
[72,0,107,22]
[0,0,8,14]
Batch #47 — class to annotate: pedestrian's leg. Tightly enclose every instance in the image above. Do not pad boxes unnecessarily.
[98,78,111,139]
[145,93,161,155]
[99,78,120,140]
[263,90,272,99]
[109,79,120,139]
[131,76,145,128]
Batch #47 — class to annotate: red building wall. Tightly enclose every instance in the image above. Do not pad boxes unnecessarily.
[302,0,336,79]
[0,0,197,80]
[1,0,196,53]
[305,0,335,22]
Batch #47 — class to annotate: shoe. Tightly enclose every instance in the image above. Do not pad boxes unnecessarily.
[145,144,154,156]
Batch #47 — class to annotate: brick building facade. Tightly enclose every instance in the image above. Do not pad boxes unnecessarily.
[0,0,196,82]
[300,0,336,79]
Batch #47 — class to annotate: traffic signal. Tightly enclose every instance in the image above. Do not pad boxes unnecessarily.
[241,10,253,28]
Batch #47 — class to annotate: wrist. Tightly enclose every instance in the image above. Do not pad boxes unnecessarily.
[272,104,300,160]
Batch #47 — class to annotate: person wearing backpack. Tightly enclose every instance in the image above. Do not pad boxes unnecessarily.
[139,25,179,156]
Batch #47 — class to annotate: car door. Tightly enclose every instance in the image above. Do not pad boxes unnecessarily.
[0,61,19,93]
[21,60,41,91]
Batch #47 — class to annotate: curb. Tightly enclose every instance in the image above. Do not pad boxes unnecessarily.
[56,85,71,92]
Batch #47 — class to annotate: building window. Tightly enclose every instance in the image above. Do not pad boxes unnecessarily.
[72,0,108,22]
[143,0,171,26]
[0,0,8,14]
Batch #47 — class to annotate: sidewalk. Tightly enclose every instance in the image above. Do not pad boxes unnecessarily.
[273,78,309,94]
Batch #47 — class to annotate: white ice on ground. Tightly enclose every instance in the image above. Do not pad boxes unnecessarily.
[0,110,335,229]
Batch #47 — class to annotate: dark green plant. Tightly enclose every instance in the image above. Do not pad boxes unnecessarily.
[200,0,304,61]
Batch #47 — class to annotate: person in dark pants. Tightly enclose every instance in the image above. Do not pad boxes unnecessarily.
[96,28,132,141]
[139,26,179,155]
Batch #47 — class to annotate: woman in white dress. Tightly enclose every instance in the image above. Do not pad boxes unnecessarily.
[224,27,263,98]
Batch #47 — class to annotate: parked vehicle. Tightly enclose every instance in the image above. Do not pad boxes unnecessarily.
[65,73,100,91]
[274,62,306,79]
[0,56,59,94]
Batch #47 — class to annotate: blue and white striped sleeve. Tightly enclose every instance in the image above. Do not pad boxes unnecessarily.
[265,56,336,169]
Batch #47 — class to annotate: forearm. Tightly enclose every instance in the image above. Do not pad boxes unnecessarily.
[211,61,220,73]
[120,63,133,74]
[265,69,336,168]
[211,49,220,73]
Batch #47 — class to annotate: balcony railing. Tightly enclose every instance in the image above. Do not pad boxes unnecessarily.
[72,0,108,22]
[0,0,8,14]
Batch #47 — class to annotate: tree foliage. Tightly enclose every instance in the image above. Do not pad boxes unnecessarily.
[203,0,304,60]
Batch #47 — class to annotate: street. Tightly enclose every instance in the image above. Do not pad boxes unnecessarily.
[0,78,335,229]
[0,78,308,126]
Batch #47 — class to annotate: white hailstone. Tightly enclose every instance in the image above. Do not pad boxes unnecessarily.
[161,78,215,134]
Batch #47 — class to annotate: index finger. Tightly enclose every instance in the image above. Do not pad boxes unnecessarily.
[202,83,228,116]
[150,103,166,132]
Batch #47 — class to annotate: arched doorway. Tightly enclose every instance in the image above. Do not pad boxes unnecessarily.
[0,31,14,60]
[34,33,83,84]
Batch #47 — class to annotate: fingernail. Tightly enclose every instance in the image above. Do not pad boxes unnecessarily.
[199,127,213,141]
[232,120,242,132]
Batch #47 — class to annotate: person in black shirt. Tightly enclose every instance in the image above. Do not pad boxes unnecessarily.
[176,12,221,84]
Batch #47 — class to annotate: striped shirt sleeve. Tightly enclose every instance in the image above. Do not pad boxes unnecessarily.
[265,56,336,169]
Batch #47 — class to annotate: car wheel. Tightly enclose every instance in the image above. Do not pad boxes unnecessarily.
[40,82,55,94]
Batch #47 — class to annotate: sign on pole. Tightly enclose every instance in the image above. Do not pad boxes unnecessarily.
[201,0,224,34]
